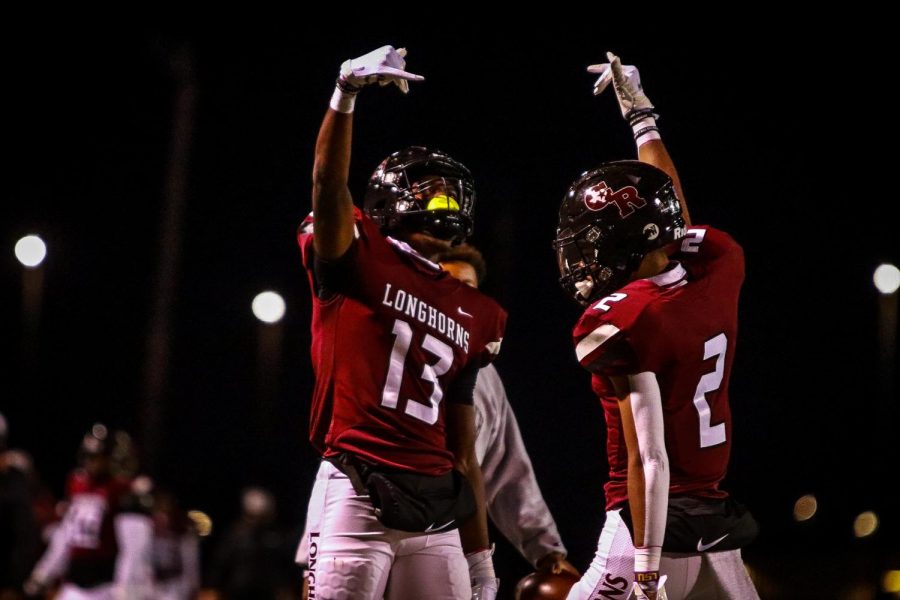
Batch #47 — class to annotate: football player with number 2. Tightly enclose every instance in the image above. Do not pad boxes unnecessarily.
[556,52,760,600]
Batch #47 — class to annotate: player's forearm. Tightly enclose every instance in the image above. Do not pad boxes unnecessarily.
[311,108,355,260]
[627,453,649,543]
[638,139,690,226]
[630,455,669,548]
[456,456,490,553]
[446,400,491,552]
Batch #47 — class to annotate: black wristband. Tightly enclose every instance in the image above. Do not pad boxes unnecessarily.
[336,76,362,94]
[633,125,660,140]
[626,107,659,127]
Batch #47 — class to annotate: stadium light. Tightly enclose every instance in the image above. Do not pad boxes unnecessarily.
[793,494,817,522]
[15,235,47,268]
[853,511,878,538]
[874,263,900,295]
[252,291,286,324]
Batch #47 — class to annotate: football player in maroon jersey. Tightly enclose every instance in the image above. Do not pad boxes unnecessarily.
[296,245,578,595]
[296,45,507,599]
[555,53,759,600]
[24,426,153,599]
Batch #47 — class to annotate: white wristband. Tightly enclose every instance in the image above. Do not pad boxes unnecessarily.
[634,546,661,572]
[631,116,661,147]
[329,85,357,114]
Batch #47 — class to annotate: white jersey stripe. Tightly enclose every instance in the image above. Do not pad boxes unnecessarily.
[575,323,621,362]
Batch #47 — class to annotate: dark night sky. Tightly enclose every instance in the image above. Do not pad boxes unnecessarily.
[3,18,898,596]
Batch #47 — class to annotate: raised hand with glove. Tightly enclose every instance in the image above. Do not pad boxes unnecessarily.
[587,51,660,147]
[330,45,424,113]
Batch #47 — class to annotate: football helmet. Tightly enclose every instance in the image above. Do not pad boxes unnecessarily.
[364,146,475,244]
[554,160,685,305]
[78,423,112,459]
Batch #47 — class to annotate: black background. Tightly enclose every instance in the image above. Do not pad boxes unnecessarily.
[3,16,898,598]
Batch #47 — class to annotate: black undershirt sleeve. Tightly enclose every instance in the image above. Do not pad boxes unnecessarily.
[312,242,357,299]
[445,362,479,406]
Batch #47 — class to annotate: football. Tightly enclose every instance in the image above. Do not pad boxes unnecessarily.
[514,570,580,600]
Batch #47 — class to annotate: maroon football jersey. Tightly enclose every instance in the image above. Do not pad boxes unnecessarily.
[298,209,507,474]
[572,227,744,510]
[64,471,133,572]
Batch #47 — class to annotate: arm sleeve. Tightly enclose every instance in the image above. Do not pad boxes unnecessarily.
[477,369,567,565]
[312,243,358,298]
[445,362,479,406]
[628,372,669,551]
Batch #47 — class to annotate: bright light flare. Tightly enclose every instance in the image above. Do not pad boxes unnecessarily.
[874,263,900,294]
[853,511,878,538]
[252,291,285,324]
[187,510,213,537]
[793,494,817,522]
[15,235,47,267]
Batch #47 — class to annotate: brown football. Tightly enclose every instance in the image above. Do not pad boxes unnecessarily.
[514,570,580,600]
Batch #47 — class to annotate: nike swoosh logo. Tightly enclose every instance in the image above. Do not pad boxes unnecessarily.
[696,533,729,552]
[457,307,473,318]
[424,519,455,532]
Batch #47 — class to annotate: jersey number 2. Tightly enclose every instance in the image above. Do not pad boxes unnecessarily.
[381,319,454,425]
[693,333,727,448]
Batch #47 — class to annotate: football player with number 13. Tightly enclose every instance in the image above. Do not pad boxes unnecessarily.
[296,45,506,600]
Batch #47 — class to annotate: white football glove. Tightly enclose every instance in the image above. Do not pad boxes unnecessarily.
[467,547,499,600]
[633,573,668,600]
[339,45,424,94]
[587,51,654,116]
[587,51,660,145]
[472,576,499,600]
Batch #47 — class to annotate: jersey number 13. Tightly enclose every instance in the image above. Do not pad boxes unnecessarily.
[381,318,454,425]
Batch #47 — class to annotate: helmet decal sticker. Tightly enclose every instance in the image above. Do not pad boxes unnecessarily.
[584,181,647,217]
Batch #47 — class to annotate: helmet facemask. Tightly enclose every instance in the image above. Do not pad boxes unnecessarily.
[554,224,639,306]
[365,147,475,245]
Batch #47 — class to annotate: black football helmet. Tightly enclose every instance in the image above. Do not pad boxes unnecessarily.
[364,146,475,244]
[78,423,112,460]
[554,160,686,305]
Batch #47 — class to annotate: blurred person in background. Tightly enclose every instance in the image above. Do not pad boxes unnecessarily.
[151,489,199,600]
[206,487,299,600]
[24,425,154,599]
[0,413,41,599]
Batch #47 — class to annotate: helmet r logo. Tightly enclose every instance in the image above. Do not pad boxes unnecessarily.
[583,181,647,217]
